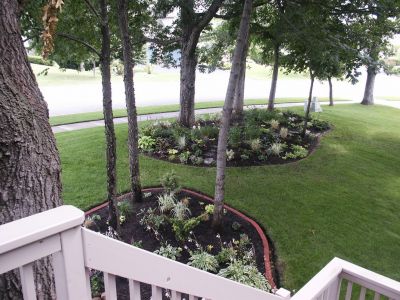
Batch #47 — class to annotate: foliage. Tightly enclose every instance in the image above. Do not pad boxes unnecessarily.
[117,200,133,224]
[188,251,219,272]
[155,243,182,261]
[171,200,191,220]
[160,171,181,194]
[157,192,176,213]
[218,260,271,292]
[269,143,286,156]
[284,145,308,160]
[90,270,104,297]
[170,217,201,242]
[138,136,156,152]
[138,207,166,238]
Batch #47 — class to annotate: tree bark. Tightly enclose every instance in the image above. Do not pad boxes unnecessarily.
[99,0,119,229]
[178,0,225,127]
[361,66,376,105]
[268,44,280,111]
[178,47,197,127]
[213,0,253,230]
[232,39,249,120]
[0,0,62,298]
[328,76,333,106]
[302,69,315,137]
[117,0,142,204]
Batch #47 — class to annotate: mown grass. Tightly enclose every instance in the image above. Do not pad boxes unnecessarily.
[50,97,348,126]
[56,104,400,291]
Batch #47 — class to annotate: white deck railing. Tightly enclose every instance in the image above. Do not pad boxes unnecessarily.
[0,206,399,300]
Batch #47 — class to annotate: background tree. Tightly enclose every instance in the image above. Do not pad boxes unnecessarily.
[0,0,62,297]
[149,0,225,127]
[213,0,253,229]
[117,0,143,203]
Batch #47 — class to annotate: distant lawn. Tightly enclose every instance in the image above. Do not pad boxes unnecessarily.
[378,96,400,101]
[50,97,348,126]
[56,104,400,291]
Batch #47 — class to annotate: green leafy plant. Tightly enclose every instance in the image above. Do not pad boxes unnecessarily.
[157,193,176,213]
[249,139,262,152]
[138,136,156,152]
[171,200,191,220]
[155,243,182,261]
[226,149,235,161]
[176,135,187,150]
[170,217,200,242]
[160,171,180,193]
[90,270,104,297]
[228,126,242,148]
[188,251,219,272]
[218,260,271,292]
[270,119,280,130]
[283,145,308,159]
[269,143,286,156]
[179,151,191,164]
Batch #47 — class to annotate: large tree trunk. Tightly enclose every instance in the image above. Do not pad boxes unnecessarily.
[117,0,142,204]
[361,66,376,105]
[232,39,249,120]
[213,0,253,230]
[328,76,333,106]
[99,0,119,229]
[268,44,280,111]
[302,69,315,137]
[0,0,62,298]
[178,47,197,127]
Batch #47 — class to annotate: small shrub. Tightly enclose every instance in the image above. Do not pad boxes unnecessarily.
[280,127,289,139]
[118,200,133,217]
[171,201,191,220]
[270,119,280,130]
[283,145,308,159]
[176,135,186,150]
[90,270,104,297]
[170,217,200,241]
[269,143,286,156]
[216,247,237,265]
[131,240,143,248]
[218,260,271,292]
[138,136,156,152]
[157,193,176,213]
[179,151,191,164]
[243,125,262,140]
[155,243,182,261]
[249,139,262,152]
[226,149,235,161]
[199,126,219,139]
[160,171,180,193]
[311,119,330,131]
[138,207,166,236]
[188,251,219,272]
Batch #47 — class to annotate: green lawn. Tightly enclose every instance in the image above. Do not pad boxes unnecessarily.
[50,97,348,126]
[56,104,400,291]
[378,96,400,101]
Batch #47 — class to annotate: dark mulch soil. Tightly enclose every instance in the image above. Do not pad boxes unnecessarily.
[87,190,267,300]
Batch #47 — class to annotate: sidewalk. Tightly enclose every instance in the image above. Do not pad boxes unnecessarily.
[51,99,398,134]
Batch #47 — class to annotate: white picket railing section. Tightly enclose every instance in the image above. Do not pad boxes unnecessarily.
[1,205,400,300]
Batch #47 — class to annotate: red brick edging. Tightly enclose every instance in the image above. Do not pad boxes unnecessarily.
[85,187,277,289]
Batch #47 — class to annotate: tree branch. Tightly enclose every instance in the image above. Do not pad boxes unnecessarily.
[56,32,101,57]
[82,0,101,20]
[195,0,225,34]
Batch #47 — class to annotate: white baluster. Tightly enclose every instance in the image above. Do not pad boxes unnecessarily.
[373,292,380,300]
[19,263,36,300]
[345,281,353,300]
[359,287,366,300]
[152,285,162,300]
[129,279,141,300]
[104,272,117,300]
[171,290,181,300]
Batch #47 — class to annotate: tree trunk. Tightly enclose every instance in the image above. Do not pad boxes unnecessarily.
[178,48,197,127]
[328,76,333,106]
[117,0,142,204]
[213,0,253,230]
[361,66,376,105]
[268,44,280,111]
[232,39,249,121]
[99,0,119,229]
[0,0,62,298]
[302,70,315,137]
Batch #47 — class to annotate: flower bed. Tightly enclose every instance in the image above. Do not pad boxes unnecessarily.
[138,108,331,167]
[85,174,277,299]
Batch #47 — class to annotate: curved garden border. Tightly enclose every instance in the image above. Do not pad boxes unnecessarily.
[85,187,277,289]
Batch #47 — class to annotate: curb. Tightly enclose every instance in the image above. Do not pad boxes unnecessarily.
[84,187,277,289]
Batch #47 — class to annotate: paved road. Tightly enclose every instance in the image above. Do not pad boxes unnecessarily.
[42,68,400,117]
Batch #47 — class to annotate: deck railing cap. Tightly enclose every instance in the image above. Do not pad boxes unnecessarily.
[0,205,84,254]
